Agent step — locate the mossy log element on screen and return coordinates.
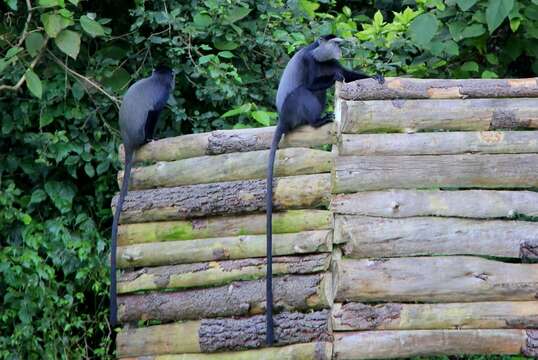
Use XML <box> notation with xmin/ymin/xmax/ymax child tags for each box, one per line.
<box><xmin>338</xmin><ymin>131</ymin><xmax>538</xmax><ymax>156</ymax></box>
<box><xmin>336</xmin><ymin>98</ymin><xmax>538</xmax><ymax>133</ymax></box>
<box><xmin>119</xmin><ymin>122</ymin><xmax>335</xmax><ymax>164</ymax></box>
<box><xmin>333</xmin><ymin>330</ymin><xmax>536</xmax><ymax>359</ymax></box>
<box><xmin>118</xmin><ymin>253</ymin><xmax>330</xmax><ymax>294</ymax></box>
<box><xmin>338</xmin><ymin>77</ymin><xmax>538</xmax><ymax>100</ymax></box>
<box><xmin>117</xmin><ymin>310</ymin><xmax>331</xmax><ymax>356</ymax></box>
<box><xmin>331</xmin><ymin>301</ymin><xmax>538</xmax><ymax>331</ymax></box>
<box><xmin>334</xmin><ymin>257</ymin><xmax>538</xmax><ymax>303</ymax></box>
<box><xmin>117</xmin><ymin>230</ymin><xmax>332</xmax><ymax>268</ymax></box>
<box><xmin>118</xmin><ymin>147</ymin><xmax>332</xmax><ymax>190</ymax></box>
<box><xmin>118</xmin><ymin>342</ymin><xmax>333</xmax><ymax>360</ymax></box>
<box><xmin>333</xmin><ymin>154</ymin><xmax>538</xmax><ymax>193</ymax></box>
<box><xmin>334</xmin><ymin>215</ymin><xmax>538</xmax><ymax>259</ymax></box>
<box><xmin>118</xmin><ymin>273</ymin><xmax>332</xmax><ymax>323</ymax></box>
<box><xmin>113</xmin><ymin>174</ymin><xmax>331</xmax><ymax>224</ymax></box>
<box><xmin>118</xmin><ymin>209</ymin><xmax>332</xmax><ymax>245</ymax></box>
<box><xmin>331</xmin><ymin>189</ymin><xmax>538</xmax><ymax>219</ymax></box>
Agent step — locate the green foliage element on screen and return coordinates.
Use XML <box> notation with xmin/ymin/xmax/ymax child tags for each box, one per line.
<box><xmin>1</xmin><ymin>0</ymin><xmax>537</xmax><ymax>358</ymax></box>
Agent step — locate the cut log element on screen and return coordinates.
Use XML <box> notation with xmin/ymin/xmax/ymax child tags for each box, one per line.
<box><xmin>333</xmin><ymin>330</ymin><xmax>529</xmax><ymax>359</ymax></box>
<box><xmin>117</xmin><ymin>230</ymin><xmax>332</xmax><ymax>268</ymax></box>
<box><xmin>331</xmin><ymin>189</ymin><xmax>538</xmax><ymax>219</ymax></box>
<box><xmin>118</xmin><ymin>273</ymin><xmax>332</xmax><ymax>323</ymax></box>
<box><xmin>118</xmin><ymin>253</ymin><xmax>331</xmax><ymax>294</ymax></box>
<box><xmin>338</xmin><ymin>131</ymin><xmax>538</xmax><ymax>156</ymax></box>
<box><xmin>118</xmin><ymin>147</ymin><xmax>332</xmax><ymax>190</ymax></box>
<box><xmin>118</xmin><ymin>209</ymin><xmax>332</xmax><ymax>245</ymax></box>
<box><xmin>119</xmin><ymin>122</ymin><xmax>335</xmax><ymax>163</ymax></box>
<box><xmin>334</xmin><ymin>257</ymin><xmax>538</xmax><ymax>303</ymax></box>
<box><xmin>117</xmin><ymin>310</ymin><xmax>331</xmax><ymax>356</ymax></box>
<box><xmin>331</xmin><ymin>301</ymin><xmax>538</xmax><ymax>331</ymax></box>
<box><xmin>333</xmin><ymin>154</ymin><xmax>538</xmax><ymax>193</ymax></box>
<box><xmin>334</xmin><ymin>215</ymin><xmax>538</xmax><ymax>259</ymax></box>
<box><xmin>337</xmin><ymin>77</ymin><xmax>538</xmax><ymax>100</ymax></box>
<box><xmin>113</xmin><ymin>174</ymin><xmax>331</xmax><ymax>224</ymax></box>
<box><xmin>337</xmin><ymin>98</ymin><xmax>538</xmax><ymax>133</ymax></box>
<box><xmin>118</xmin><ymin>342</ymin><xmax>333</xmax><ymax>360</ymax></box>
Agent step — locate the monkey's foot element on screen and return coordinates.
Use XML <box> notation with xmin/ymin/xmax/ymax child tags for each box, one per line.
<box><xmin>374</xmin><ymin>73</ymin><xmax>385</xmax><ymax>85</ymax></box>
<box><xmin>311</xmin><ymin>113</ymin><xmax>334</xmax><ymax>128</ymax></box>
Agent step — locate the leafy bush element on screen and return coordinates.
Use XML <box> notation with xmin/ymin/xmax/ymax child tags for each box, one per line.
<box><xmin>0</xmin><ymin>0</ymin><xmax>536</xmax><ymax>358</ymax></box>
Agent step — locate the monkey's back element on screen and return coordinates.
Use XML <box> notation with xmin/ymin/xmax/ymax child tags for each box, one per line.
<box><xmin>119</xmin><ymin>78</ymin><xmax>155</xmax><ymax>151</ymax></box>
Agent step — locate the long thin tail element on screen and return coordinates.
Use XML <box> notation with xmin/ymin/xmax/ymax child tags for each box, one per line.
<box><xmin>266</xmin><ymin>124</ymin><xmax>283</xmax><ymax>346</ymax></box>
<box><xmin>110</xmin><ymin>150</ymin><xmax>133</xmax><ymax>328</ymax></box>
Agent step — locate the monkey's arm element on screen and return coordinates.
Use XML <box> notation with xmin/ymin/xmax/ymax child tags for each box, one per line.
<box><xmin>304</xmin><ymin>56</ymin><xmax>338</xmax><ymax>91</ymax></box>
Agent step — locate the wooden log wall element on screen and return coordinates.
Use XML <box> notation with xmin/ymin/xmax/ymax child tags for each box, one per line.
<box><xmin>114</xmin><ymin>77</ymin><xmax>538</xmax><ymax>359</ymax></box>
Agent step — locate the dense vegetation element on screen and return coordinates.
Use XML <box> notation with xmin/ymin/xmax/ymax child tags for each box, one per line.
<box><xmin>1</xmin><ymin>0</ymin><xmax>537</xmax><ymax>358</ymax></box>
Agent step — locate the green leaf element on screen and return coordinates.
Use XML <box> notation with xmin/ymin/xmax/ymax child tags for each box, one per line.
<box><xmin>84</xmin><ymin>163</ymin><xmax>95</xmax><ymax>177</ymax></box>
<box><xmin>41</xmin><ymin>12</ymin><xmax>72</xmax><ymax>38</ymax></box>
<box><xmin>39</xmin><ymin>0</ymin><xmax>63</xmax><ymax>7</ymax></box>
<box><xmin>409</xmin><ymin>13</ymin><xmax>438</xmax><ymax>47</ymax></box>
<box><xmin>298</xmin><ymin>0</ymin><xmax>319</xmax><ymax>18</ymax></box>
<box><xmin>80</xmin><ymin>15</ymin><xmax>105</xmax><ymax>37</ymax></box>
<box><xmin>39</xmin><ymin>113</ymin><xmax>54</xmax><ymax>128</ymax></box>
<box><xmin>103</xmin><ymin>67</ymin><xmax>131</xmax><ymax>91</ymax></box>
<box><xmin>25</xmin><ymin>69</ymin><xmax>42</xmax><ymax>99</ymax></box>
<box><xmin>68</xmin><ymin>0</ymin><xmax>79</xmax><ymax>4</ymax></box>
<box><xmin>213</xmin><ymin>38</ymin><xmax>239</xmax><ymax>50</ymax></box>
<box><xmin>96</xmin><ymin>161</ymin><xmax>110</xmax><ymax>175</ymax></box>
<box><xmin>223</xmin><ymin>6</ymin><xmax>251</xmax><ymax>24</ymax></box>
<box><xmin>198</xmin><ymin>55</ymin><xmax>213</xmax><ymax>64</ymax></box>
<box><xmin>461</xmin><ymin>61</ymin><xmax>479</xmax><ymax>72</ymax></box>
<box><xmin>486</xmin><ymin>53</ymin><xmax>499</xmax><ymax>64</ymax></box>
<box><xmin>444</xmin><ymin>40</ymin><xmax>459</xmax><ymax>56</ymax></box>
<box><xmin>25</xmin><ymin>33</ymin><xmax>45</xmax><ymax>57</ymax></box>
<box><xmin>461</xmin><ymin>24</ymin><xmax>486</xmax><ymax>38</ymax></box>
<box><xmin>218</xmin><ymin>51</ymin><xmax>234</xmax><ymax>58</ymax></box>
<box><xmin>6</xmin><ymin>46</ymin><xmax>23</xmax><ymax>59</ymax></box>
<box><xmin>54</xmin><ymin>30</ymin><xmax>81</xmax><ymax>59</ymax></box>
<box><xmin>481</xmin><ymin>70</ymin><xmax>499</xmax><ymax>78</ymax></box>
<box><xmin>221</xmin><ymin>103</ymin><xmax>252</xmax><ymax>118</ymax></box>
<box><xmin>486</xmin><ymin>0</ymin><xmax>514</xmax><ymax>33</ymax></box>
<box><xmin>193</xmin><ymin>13</ymin><xmax>212</xmax><ymax>28</ymax></box>
<box><xmin>510</xmin><ymin>18</ymin><xmax>521</xmax><ymax>32</ymax></box>
<box><xmin>251</xmin><ymin>111</ymin><xmax>272</xmax><ymax>126</ymax></box>
<box><xmin>44</xmin><ymin>180</ymin><xmax>76</xmax><ymax>213</ymax></box>
<box><xmin>5</xmin><ymin>0</ymin><xmax>17</xmax><ymax>10</ymax></box>
<box><xmin>30</xmin><ymin>189</ymin><xmax>47</xmax><ymax>205</ymax></box>
<box><xmin>456</xmin><ymin>0</ymin><xmax>478</xmax><ymax>11</ymax></box>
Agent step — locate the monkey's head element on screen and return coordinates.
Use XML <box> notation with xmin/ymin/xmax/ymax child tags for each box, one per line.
<box><xmin>152</xmin><ymin>64</ymin><xmax>175</xmax><ymax>89</ymax></box>
<box><xmin>312</xmin><ymin>35</ymin><xmax>343</xmax><ymax>62</ymax></box>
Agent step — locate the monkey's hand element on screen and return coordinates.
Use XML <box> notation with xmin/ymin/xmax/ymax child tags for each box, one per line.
<box><xmin>334</xmin><ymin>72</ymin><xmax>345</xmax><ymax>83</ymax></box>
<box><xmin>373</xmin><ymin>73</ymin><xmax>385</xmax><ymax>85</ymax></box>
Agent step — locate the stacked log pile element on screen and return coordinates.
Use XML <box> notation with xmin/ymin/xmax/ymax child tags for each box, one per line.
<box><xmin>114</xmin><ymin>77</ymin><xmax>538</xmax><ymax>359</ymax></box>
<box><xmin>331</xmin><ymin>77</ymin><xmax>538</xmax><ymax>359</ymax></box>
<box><xmin>113</xmin><ymin>123</ymin><xmax>335</xmax><ymax>359</ymax></box>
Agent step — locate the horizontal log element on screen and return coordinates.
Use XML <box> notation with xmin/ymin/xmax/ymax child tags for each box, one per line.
<box><xmin>113</xmin><ymin>174</ymin><xmax>331</xmax><ymax>224</ymax></box>
<box><xmin>331</xmin><ymin>189</ymin><xmax>538</xmax><ymax>219</ymax></box>
<box><xmin>334</xmin><ymin>154</ymin><xmax>538</xmax><ymax>193</ymax></box>
<box><xmin>338</xmin><ymin>77</ymin><xmax>538</xmax><ymax>100</ymax></box>
<box><xmin>331</xmin><ymin>301</ymin><xmax>538</xmax><ymax>331</ymax></box>
<box><xmin>338</xmin><ymin>131</ymin><xmax>538</xmax><ymax>156</ymax></box>
<box><xmin>119</xmin><ymin>122</ymin><xmax>335</xmax><ymax>163</ymax></box>
<box><xmin>117</xmin><ymin>310</ymin><xmax>330</xmax><ymax>356</ymax></box>
<box><xmin>334</xmin><ymin>257</ymin><xmax>538</xmax><ymax>303</ymax></box>
<box><xmin>118</xmin><ymin>230</ymin><xmax>332</xmax><ymax>268</ymax></box>
<box><xmin>118</xmin><ymin>342</ymin><xmax>333</xmax><ymax>360</ymax></box>
<box><xmin>333</xmin><ymin>330</ymin><xmax>533</xmax><ymax>359</ymax></box>
<box><xmin>118</xmin><ymin>273</ymin><xmax>332</xmax><ymax>323</ymax></box>
<box><xmin>118</xmin><ymin>209</ymin><xmax>332</xmax><ymax>245</ymax></box>
<box><xmin>118</xmin><ymin>253</ymin><xmax>331</xmax><ymax>294</ymax></box>
<box><xmin>337</xmin><ymin>98</ymin><xmax>538</xmax><ymax>133</ymax></box>
<box><xmin>119</xmin><ymin>147</ymin><xmax>332</xmax><ymax>190</ymax></box>
<box><xmin>334</xmin><ymin>215</ymin><xmax>538</xmax><ymax>259</ymax></box>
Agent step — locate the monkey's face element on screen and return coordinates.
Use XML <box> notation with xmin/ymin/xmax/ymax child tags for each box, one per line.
<box><xmin>312</xmin><ymin>37</ymin><xmax>343</xmax><ymax>62</ymax></box>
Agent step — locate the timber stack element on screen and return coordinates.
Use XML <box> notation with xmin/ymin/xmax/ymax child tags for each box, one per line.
<box><xmin>113</xmin><ymin>77</ymin><xmax>538</xmax><ymax>359</ymax></box>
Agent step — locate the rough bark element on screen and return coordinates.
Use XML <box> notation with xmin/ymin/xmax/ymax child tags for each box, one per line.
<box><xmin>331</xmin><ymin>301</ymin><xmax>538</xmax><ymax>331</ymax></box>
<box><xmin>337</xmin><ymin>77</ymin><xmax>538</xmax><ymax>100</ymax></box>
<box><xmin>331</xmin><ymin>189</ymin><xmax>538</xmax><ymax>219</ymax></box>
<box><xmin>116</xmin><ymin>311</ymin><xmax>330</xmax><ymax>356</ymax></box>
<box><xmin>119</xmin><ymin>123</ymin><xmax>335</xmax><ymax>163</ymax></box>
<box><xmin>334</xmin><ymin>215</ymin><xmax>538</xmax><ymax>259</ymax></box>
<box><xmin>338</xmin><ymin>131</ymin><xmax>538</xmax><ymax>156</ymax></box>
<box><xmin>118</xmin><ymin>209</ymin><xmax>332</xmax><ymax>245</ymax></box>
<box><xmin>524</xmin><ymin>330</ymin><xmax>538</xmax><ymax>357</ymax></box>
<box><xmin>333</xmin><ymin>154</ymin><xmax>538</xmax><ymax>193</ymax></box>
<box><xmin>333</xmin><ymin>330</ymin><xmax>527</xmax><ymax>359</ymax></box>
<box><xmin>113</xmin><ymin>174</ymin><xmax>331</xmax><ymax>224</ymax></box>
<box><xmin>117</xmin><ymin>230</ymin><xmax>332</xmax><ymax>268</ymax></box>
<box><xmin>118</xmin><ymin>253</ymin><xmax>331</xmax><ymax>294</ymax></box>
<box><xmin>334</xmin><ymin>257</ymin><xmax>538</xmax><ymax>303</ymax></box>
<box><xmin>118</xmin><ymin>147</ymin><xmax>332</xmax><ymax>190</ymax></box>
<box><xmin>337</xmin><ymin>98</ymin><xmax>538</xmax><ymax>133</ymax></box>
<box><xmin>118</xmin><ymin>273</ymin><xmax>332</xmax><ymax>323</ymax></box>
<box><xmin>118</xmin><ymin>342</ymin><xmax>332</xmax><ymax>360</ymax></box>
